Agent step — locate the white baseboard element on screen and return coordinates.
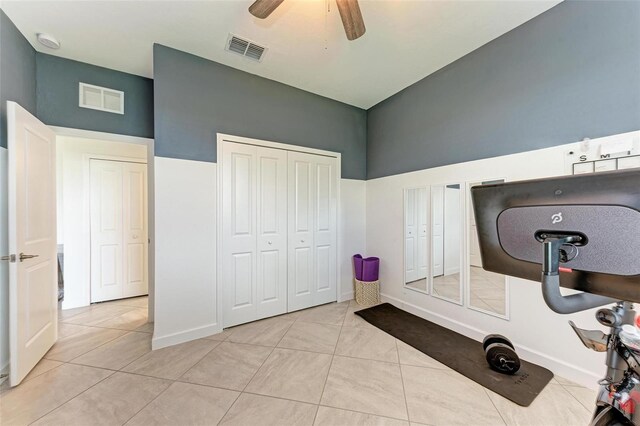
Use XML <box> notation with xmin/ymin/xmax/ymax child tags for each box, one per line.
<box><xmin>339</xmin><ymin>291</ymin><xmax>354</xmax><ymax>303</ymax></box>
<box><xmin>381</xmin><ymin>292</ymin><xmax>601</xmax><ymax>390</ymax></box>
<box><xmin>151</xmin><ymin>323</ymin><xmax>221</xmax><ymax>350</ymax></box>
<box><xmin>61</xmin><ymin>299</ymin><xmax>91</xmax><ymax>310</ymax></box>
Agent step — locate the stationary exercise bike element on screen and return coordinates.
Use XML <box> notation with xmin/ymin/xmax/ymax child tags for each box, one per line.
<box><xmin>471</xmin><ymin>169</ymin><xmax>640</xmax><ymax>426</ymax></box>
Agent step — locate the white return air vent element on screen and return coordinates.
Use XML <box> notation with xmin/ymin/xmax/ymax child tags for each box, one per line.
<box><xmin>79</xmin><ymin>82</ymin><xmax>124</xmax><ymax>114</ymax></box>
<box><xmin>225</xmin><ymin>34</ymin><xmax>267</xmax><ymax>62</ymax></box>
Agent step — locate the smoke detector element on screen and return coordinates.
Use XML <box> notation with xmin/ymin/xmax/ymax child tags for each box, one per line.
<box><xmin>225</xmin><ymin>34</ymin><xmax>266</xmax><ymax>62</ymax></box>
<box><xmin>37</xmin><ymin>33</ymin><xmax>60</xmax><ymax>50</ymax></box>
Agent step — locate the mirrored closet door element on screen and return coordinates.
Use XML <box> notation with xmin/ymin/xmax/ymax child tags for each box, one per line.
<box><xmin>467</xmin><ymin>179</ymin><xmax>508</xmax><ymax>318</ymax></box>
<box><xmin>404</xmin><ymin>187</ymin><xmax>429</xmax><ymax>293</ymax></box>
<box><xmin>431</xmin><ymin>184</ymin><xmax>463</xmax><ymax>304</ymax></box>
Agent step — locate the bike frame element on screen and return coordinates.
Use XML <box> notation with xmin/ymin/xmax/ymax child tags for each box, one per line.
<box><xmin>542</xmin><ymin>236</ymin><xmax>639</xmax><ymax>425</ymax></box>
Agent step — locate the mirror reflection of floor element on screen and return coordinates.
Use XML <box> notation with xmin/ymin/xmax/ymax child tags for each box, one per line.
<box><xmin>405</xmin><ymin>267</ymin><xmax>506</xmax><ymax>315</ymax></box>
<box><xmin>469</xmin><ymin>266</ymin><xmax>506</xmax><ymax>315</ymax></box>
<box><xmin>432</xmin><ymin>273</ymin><xmax>461</xmax><ymax>300</ymax></box>
<box><xmin>406</xmin><ymin>278</ymin><xmax>428</xmax><ymax>292</ymax></box>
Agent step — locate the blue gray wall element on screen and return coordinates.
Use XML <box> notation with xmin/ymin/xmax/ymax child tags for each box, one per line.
<box><xmin>0</xmin><ymin>9</ymin><xmax>36</xmax><ymax>148</ymax></box>
<box><xmin>366</xmin><ymin>0</ymin><xmax>640</xmax><ymax>179</ymax></box>
<box><xmin>36</xmin><ymin>54</ymin><xmax>154</xmax><ymax>138</ymax></box>
<box><xmin>153</xmin><ymin>44</ymin><xmax>367</xmax><ymax>179</ymax></box>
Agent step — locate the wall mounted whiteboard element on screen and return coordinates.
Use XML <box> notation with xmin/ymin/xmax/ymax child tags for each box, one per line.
<box><xmin>564</xmin><ymin>131</ymin><xmax>640</xmax><ymax>175</ymax></box>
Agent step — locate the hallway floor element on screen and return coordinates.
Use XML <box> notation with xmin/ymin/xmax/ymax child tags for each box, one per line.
<box><xmin>1</xmin><ymin>297</ymin><xmax>596</xmax><ymax>425</ymax></box>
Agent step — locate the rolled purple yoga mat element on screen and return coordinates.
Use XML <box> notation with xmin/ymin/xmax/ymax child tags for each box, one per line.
<box><xmin>353</xmin><ymin>254</ymin><xmax>363</xmax><ymax>280</ymax></box>
<box><xmin>362</xmin><ymin>257</ymin><xmax>380</xmax><ymax>282</ymax></box>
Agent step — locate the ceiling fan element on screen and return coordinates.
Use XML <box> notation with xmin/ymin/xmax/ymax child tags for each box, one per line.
<box><xmin>248</xmin><ymin>0</ymin><xmax>366</xmax><ymax>41</ymax></box>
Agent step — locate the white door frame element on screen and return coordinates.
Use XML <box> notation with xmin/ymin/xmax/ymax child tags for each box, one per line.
<box><xmin>216</xmin><ymin>133</ymin><xmax>342</xmax><ymax>329</ymax></box>
<box><xmin>50</xmin><ymin>127</ymin><xmax>155</xmax><ymax>320</ymax></box>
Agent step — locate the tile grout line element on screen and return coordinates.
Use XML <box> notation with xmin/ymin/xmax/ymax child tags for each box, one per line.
<box><xmin>47</xmin><ymin>328</ymin><xmax>130</xmax><ymax>364</ymax></box>
<box><xmin>312</xmin><ymin>309</ymin><xmax>347</xmax><ymax>424</ymax></box>
<box><xmin>119</xmin><ymin>377</ymin><xmax>175</xmax><ymax>425</ymax></box>
<box><xmin>26</xmin><ymin>366</ymin><xmax>117</xmax><ymax>425</ymax></box>
<box><xmin>482</xmin><ymin>387</ymin><xmax>509</xmax><ymax>426</ymax></box>
<box><xmin>316</xmin><ymin>403</ymin><xmax>414</xmax><ymax>424</ymax></box>
<box><xmin>216</xmin><ymin>318</ymin><xmax>296</xmax><ymax>425</ymax></box>
<box><xmin>117</xmin><ymin>339</ymin><xmax>224</xmax><ymax>425</ymax></box>
<box><xmin>60</xmin><ymin>306</ymin><xmax>142</xmax><ymax>326</ymax></box>
<box><xmin>0</xmin><ymin>361</ymin><xmax>65</xmax><ymax>396</ymax></box>
<box><xmin>559</xmin><ymin>382</ymin><xmax>597</xmax><ymax>414</ymax></box>
<box><xmin>23</xmin><ymin>301</ymin><xmax>150</xmax><ymax>422</ymax></box>
<box><xmin>395</xmin><ymin>339</ymin><xmax>411</xmax><ymax>422</ymax></box>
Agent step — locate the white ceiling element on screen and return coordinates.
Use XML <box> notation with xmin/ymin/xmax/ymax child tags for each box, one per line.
<box><xmin>1</xmin><ymin>0</ymin><xmax>561</xmax><ymax>109</ymax></box>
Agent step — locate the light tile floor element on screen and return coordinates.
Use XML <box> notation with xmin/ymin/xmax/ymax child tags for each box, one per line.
<box><xmin>0</xmin><ymin>296</ymin><xmax>597</xmax><ymax>425</ymax></box>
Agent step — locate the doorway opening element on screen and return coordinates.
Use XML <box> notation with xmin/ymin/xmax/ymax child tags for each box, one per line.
<box><xmin>55</xmin><ymin>128</ymin><xmax>154</xmax><ymax>325</ymax></box>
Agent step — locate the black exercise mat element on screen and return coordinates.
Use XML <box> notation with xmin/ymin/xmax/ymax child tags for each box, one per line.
<box><xmin>355</xmin><ymin>303</ymin><xmax>553</xmax><ymax>407</ymax></box>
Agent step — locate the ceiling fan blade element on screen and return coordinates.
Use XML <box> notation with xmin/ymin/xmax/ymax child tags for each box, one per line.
<box><xmin>248</xmin><ymin>0</ymin><xmax>285</xmax><ymax>19</ymax></box>
<box><xmin>335</xmin><ymin>0</ymin><xmax>366</xmax><ymax>41</ymax></box>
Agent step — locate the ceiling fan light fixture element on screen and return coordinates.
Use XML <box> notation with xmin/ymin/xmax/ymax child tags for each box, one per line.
<box><xmin>36</xmin><ymin>33</ymin><xmax>60</xmax><ymax>49</ymax></box>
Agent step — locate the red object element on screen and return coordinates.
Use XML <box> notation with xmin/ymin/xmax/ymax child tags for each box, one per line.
<box><xmin>636</xmin><ymin>314</ymin><xmax>640</xmax><ymax>329</ymax></box>
<box><xmin>559</xmin><ymin>267</ymin><xmax>573</xmax><ymax>273</ymax></box>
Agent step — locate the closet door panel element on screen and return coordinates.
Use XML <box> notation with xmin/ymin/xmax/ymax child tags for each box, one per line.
<box><xmin>417</xmin><ymin>187</ymin><xmax>429</xmax><ymax>280</ymax></box>
<box><xmin>313</xmin><ymin>157</ymin><xmax>337</xmax><ymax>305</ymax></box>
<box><xmin>432</xmin><ymin>185</ymin><xmax>444</xmax><ymax>277</ymax></box>
<box><xmin>232</xmin><ymin>252</ymin><xmax>253</xmax><ymax>307</ymax></box>
<box><xmin>288</xmin><ymin>152</ymin><xmax>315</xmax><ymax>312</ymax></box>
<box><xmin>90</xmin><ymin>160</ymin><xmax>124</xmax><ymax>302</ymax></box>
<box><xmin>123</xmin><ymin>162</ymin><xmax>148</xmax><ymax>298</ymax></box>
<box><xmin>222</xmin><ymin>142</ymin><xmax>258</xmax><ymax>327</ymax></box>
<box><xmin>404</xmin><ymin>189</ymin><xmax>417</xmax><ymax>282</ymax></box>
<box><xmin>256</xmin><ymin>147</ymin><xmax>287</xmax><ymax>319</ymax></box>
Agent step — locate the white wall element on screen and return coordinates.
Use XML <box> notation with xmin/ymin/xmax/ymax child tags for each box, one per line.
<box><xmin>366</xmin><ymin>131</ymin><xmax>640</xmax><ymax>389</ymax></box>
<box><xmin>339</xmin><ymin>179</ymin><xmax>367</xmax><ymax>301</ymax></box>
<box><xmin>152</xmin><ymin>157</ymin><xmax>367</xmax><ymax>349</ymax></box>
<box><xmin>153</xmin><ymin>157</ymin><xmax>218</xmax><ymax>349</ymax></box>
<box><xmin>0</xmin><ymin>147</ymin><xmax>8</xmax><ymax>374</ymax></box>
<box><xmin>57</xmin><ymin>136</ymin><xmax>147</xmax><ymax>309</ymax></box>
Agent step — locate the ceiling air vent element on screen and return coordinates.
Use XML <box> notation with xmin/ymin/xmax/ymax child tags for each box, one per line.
<box><xmin>226</xmin><ymin>34</ymin><xmax>267</xmax><ymax>62</ymax></box>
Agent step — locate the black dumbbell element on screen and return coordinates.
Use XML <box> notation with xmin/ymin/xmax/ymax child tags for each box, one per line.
<box><xmin>483</xmin><ymin>334</ymin><xmax>514</xmax><ymax>351</ymax></box>
<box><xmin>483</xmin><ymin>334</ymin><xmax>521</xmax><ymax>375</ymax></box>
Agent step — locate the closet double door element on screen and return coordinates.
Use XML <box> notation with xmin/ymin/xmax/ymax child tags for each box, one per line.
<box><xmin>222</xmin><ymin>142</ymin><xmax>337</xmax><ymax>328</ymax></box>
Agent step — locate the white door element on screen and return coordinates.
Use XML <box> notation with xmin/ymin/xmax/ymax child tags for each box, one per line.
<box><xmin>288</xmin><ymin>152</ymin><xmax>315</xmax><ymax>311</ymax></box>
<box><xmin>90</xmin><ymin>160</ymin><xmax>148</xmax><ymax>302</ymax></box>
<box><xmin>288</xmin><ymin>152</ymin><xmax>337</xmax><ymax>311</ymax></box>
<box><xmin>222</xmin><ymin>142</ymin><xmax>257</xmax><ymax>326</ymax></box>
<box><xmin>222</xmin><ymin>142</ymin><xmax>288</xmax><ymax>327</ymax></box>
<box><xmin>7</xmin><ymin>102</ymin><xmax>57</xmax><ymax>387</ymax></box>
<box><xmin>404</xmin><ymin>189</ymin><xmax>417</xmax><ymax>282</ymax></box>
<box><xmin>312</xmin><ymin>155</ymin><xmax>338</xmax><ymax>306</ymax></box>
<box><xmin>417</xmin><ymin>187</ymin><xmax>429</xmax><ymax>279</ymax></box>
<box><xmin>432</xmin><ymin>186</ymin><xmax>444</xmax><ymax>277</ymax></box>
<box><xmin>255</xmin><ymin>147</ymin><xmax>288</xmax><ymax>319</ymax></box>
<box><xmin>123</xmin><ymin>163</ymin><xmax>148</xmax><ymax>297</ymax></box>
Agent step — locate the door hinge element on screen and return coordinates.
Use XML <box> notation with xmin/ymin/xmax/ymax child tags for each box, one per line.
<box><xmin>0</xmin><ymin>254</ymin><xmax>16</xmax><ymax>263</ymax></box>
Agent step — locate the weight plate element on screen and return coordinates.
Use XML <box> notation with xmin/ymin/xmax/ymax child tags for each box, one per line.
<box><xmin>485</xmin><ymin>342</ymin><xmax>521</xmax><ymax>375</ymax></box>
<box><xmin>483</xmin><ymin>334</ymin><xmax>514</xmax><ymax>351</ymax></box>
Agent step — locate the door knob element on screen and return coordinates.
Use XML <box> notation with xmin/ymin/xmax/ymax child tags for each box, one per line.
<box><xmin>300</xmin><ymin>240</ymin><xmax>305</xmax><ymax>243</ymax></box>
<box><xmin>1</xmin><ymin>254</ymin><xmax>16</xmax><ymax>263</ymax></box>
<box><xmin>19</xmin><ymin>253</ymin><xmax>39</xmax><ymax>262</ymax></box>
<box><xmin>268</xmin><ymin>241</ymin><xmax>272</xmax><ymax>245</ymax></box>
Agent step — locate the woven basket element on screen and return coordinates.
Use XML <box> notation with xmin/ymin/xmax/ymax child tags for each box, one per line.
<box><xmin>354</xmin><ymin>279</ymin><xmax>381</xmax><ymax>306</ymax></box>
